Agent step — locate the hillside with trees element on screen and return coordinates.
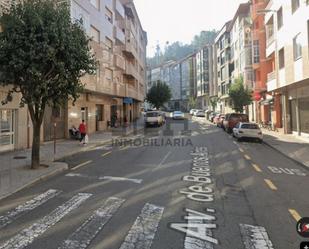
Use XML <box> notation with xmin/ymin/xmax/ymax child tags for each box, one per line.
<box><xmin>147</xmin><ymin>30</ymin><xmax>217</xmax><ymax>67</ymax></box>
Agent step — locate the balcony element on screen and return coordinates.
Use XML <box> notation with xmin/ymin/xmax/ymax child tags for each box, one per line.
<box><xmin>101</xmin><ymin>47</ymin><xmax>113</xmax><ymax>66</ymax></box>
<box><xmin>114</xmin><ymin>25</ymin><xmax>125</xmax><ymax>45</ymax></box>
<box><xmin>113</xmin><ymin>83</ymin><xmax>126</xmax><ymax>97</ymax></box>
<box><xmin>124</xmin><ymin>62</ymin><xmax>138</xmax><ymax>79</ymax></box>
<box><xmin>113</xmin><ymin>54</ymin><xmax>125</xmax><ymax>71</ymax></box>
<box><xmin>267</xmin><ymin>71</ymin><xmax>277</xmax><ymax>91</ymax></box>
<box><xmin>114</xmin><ymin>0</ymin><xmax>125</xmax><ymax>20</ymax></box>
<box><xmin>122</xmin><ymin>40</ymin><xmax>137</xmax><ymax>59</ymax></box>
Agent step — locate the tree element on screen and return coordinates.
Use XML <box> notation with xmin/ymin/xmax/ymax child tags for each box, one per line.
<box><xmin>146</xmin><ymin>81</ymin><xmax>172</xmax><ymax>109</ymax></box>
<box><xmin>209</xmin><ymin>97</ymin><xmax>218</xmax><ymax>111</ymax></box>
<box><xmin>228</xmin><ymin>77</ymin><xmax>252</xmax><ymax>113</ymax></box>
<box><xmin>188</xmin><ymin>96</ymin><xmax>197</xmax><ymax>109</ymax></box>
<box><xmin>0</xmin><ymin>0</ymin><xmax>96</xmax><ymax>169</ymax></box>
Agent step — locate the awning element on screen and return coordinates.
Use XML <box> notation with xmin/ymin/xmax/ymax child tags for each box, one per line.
<box><xmin>260</xmin><ymin>98</ymin><xmax>274</xmax><ymax>105</ymax></box>
<box><xmin>123</xmin><ymin>97</ymin><xmax>133</xmax><ymax>104</ymax></box>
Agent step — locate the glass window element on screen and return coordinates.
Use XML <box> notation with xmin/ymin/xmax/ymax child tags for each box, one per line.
<box><xmin>291</xmin><ymin>0</ymin><xmax>300</xmax><ymax>14</ymax></box>
<box><xmin>299</xmin><ymin>98</ymin><xmax>309</xmax><ymax>134</ymax></box>
<box><xmin>253</xmin><ymin>40</ymin><xmax>260</xmax><ymax>64</ymax></box>
<box><xmin>90</xmin><ymin>25</ymin><xmax>100</xmax><ymax>43</ymax></box>
<box><xmin>277</xmin><ymin>7</ymin><xmax>283</xmax><ymax>30</ymax></box>
<box><xmin>279</xmin><ymin>48</ymin><xmax>285</xmax><ymax>69</ymax></box>
<box><xmin>105</xmin><ymin>37</ymin><xmax>113</xmax><ymax>51</ymax></box>
<box><xmin>90</xmin><ymin>0</ymin><xmax>100</xmax><ymax>10</ymax></box>
<box><xmin>105</xmin><ymin>7</ymin><xmax>113</xmax><ymax>24</ymax></box>
<box><xmin>293</xmin><ymin>33</ymin><xmax>302</xmax><ymax>61</ymax></box>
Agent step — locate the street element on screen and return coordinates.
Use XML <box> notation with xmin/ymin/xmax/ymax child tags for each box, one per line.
<box><xmin>0</xmin><ymin>117</ymin><xmax>307</xmax><ymax>249</ymax></box>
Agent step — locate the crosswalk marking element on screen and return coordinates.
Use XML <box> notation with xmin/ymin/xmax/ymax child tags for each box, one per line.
<box><xmin>118</xmin><ymin>203</ymin><xmax>164</xmax><ymax>249</ymax></box>
<box><xmin>240</xmin><ymin>224</ymin><xmax>274</xmax><ymax>249</ymax></box>
<box><xmin>58</xmin><ymin>197</ymin><xmax>125</xmax><ymax>249</ymax></box>
<box><xmin>0</xmin><ymin>193</ymin><xmax>92</xmax><ymax>249</ymax></box>
<box><xmin>0</xmin><ymin>189</ymin><xmax>61</xmax><ymax>230</ymax></box>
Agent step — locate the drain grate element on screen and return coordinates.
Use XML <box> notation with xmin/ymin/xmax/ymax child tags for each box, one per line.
<box><xmin>13</xmin><ymin>156</ymin><xmax>27</xmax><ymax>159</ymax></box>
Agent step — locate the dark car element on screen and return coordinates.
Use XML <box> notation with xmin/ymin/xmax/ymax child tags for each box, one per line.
<box><xmin>223</xmin><ymin>113</ymin><xmax>249</xmax><ymax>133</ymax></box>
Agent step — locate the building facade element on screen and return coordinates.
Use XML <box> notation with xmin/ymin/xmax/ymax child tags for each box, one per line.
<box><xmin>0</xmin><ymin>0</ymin><xmax>147</xmax><ymax>152</ymax></box>
<box><xmin>265</xmin><ymin>0</ymin><xmax>309</xmax><ymax>137</ymax></box>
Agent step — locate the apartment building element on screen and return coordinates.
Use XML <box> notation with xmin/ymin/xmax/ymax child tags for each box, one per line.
<box><xmin>230</xmin><ymin>3</ymin><xmax>254</xmax><ymax>119</ymax></box>
<box><xmin>251</xmin><ymin>0</ymin><xmax>273</xmax><ymax>125</ymax></box>
<box><xmin>215</xmin><ymin>21</ymin><xmax>233</xmax><ymax>114</ymax></box>
<box><xmin>0</xmin><ymin>0</ymin><xmax>147</xmax><ymax>151</ymax></box>
<box><xmin>196</xmin><ymin>45</ymin><xmax>213</xmax><ymax>110</ymax></box>
<box><xmin>265</xmin><ymin>0</ymin><xmax>309</xmax><ymax>137</ymax></box>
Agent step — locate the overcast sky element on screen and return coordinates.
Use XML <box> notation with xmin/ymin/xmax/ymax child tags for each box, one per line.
<box><xmin>133</xmin><ymin>0</ymin><xmax>248</xmax><ymax>57</ymax></box>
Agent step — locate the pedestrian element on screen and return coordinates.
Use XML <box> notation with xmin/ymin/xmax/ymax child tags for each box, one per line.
<box><xmin>78</xmin><ymin>120</ymin><xmax>87</xmax><ymax>145</ymax></box>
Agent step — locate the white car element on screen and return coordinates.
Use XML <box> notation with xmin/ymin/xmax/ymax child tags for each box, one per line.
<box><xmin>145</xmin><ymin>111</ymin><xmax>164</xmax><ymax>127</ymax></box>
<box><xmin>173</xmin><ymin>111</ymin><xmax>185</xmax><ymax>120</ymax></box>
<box><xmin>196</xmin><ymin>110</ymin><xmax>206</xmax><ymax>117</ymax></box>
<box><xmin>233</xmin><ymin>122</ymin><xmax>263</xmax><ymax>142</ymax></box>
<box><xmin>193</xmin><ymin>109</ymin><xmax>202</xmax><ymax>116</ymax></box>
<box><xmin>189</xmin><ymin>109</ymin><xmax>197</xmax><ymax>115</ymax></box>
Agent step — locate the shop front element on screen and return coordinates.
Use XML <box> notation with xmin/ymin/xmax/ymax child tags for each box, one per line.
<box><xmin>0</xmin><ymin>109</ymin><xmax>16</xmax><ymax>152</ymax></box>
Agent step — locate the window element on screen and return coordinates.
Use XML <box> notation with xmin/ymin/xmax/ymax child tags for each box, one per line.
<box><xmin>277</xmin><ymin>7</ymin><xmax>283</xmax><ymax>30</ymax></box>
<box><xmin>90</xmin><ymin>0</ymin><xmax>100</xmax><ymax>10</ymax></box>
<box><xmin>279</xmin><ymin>48</ymin><xmax>285</xmax><ymax>69</ymax></box>
<box><xmin>90</xmin><ymin>25</ymin><xmax>100</xmax><ymax>42</ymax></box>
<box><xmin>105</xmin><ymin>37</ymin><xmax>113</xmax><ymax>51</ymax></box>
<box><xmin>96</xmin><ymin>105</ymin><xmax>104</xmax><ymax>121</ymax></box>
<box><xmin>293</xmin><ymin>33</ymin><xmax>302</xmax><ymax>60</ymax></box>
<box><xmin>291</xmin><ymin>0</ymin><xmax>300</xmax><ymax>14</ymax></box>
<box><xmin>105</xmin><ymin>68</ymin><xmax>113</xmax><ymax>83</ymax></box>
<box><xmin>253</xmin><ymin>40</ymin><xmax>260</xmax><ymax>64</ymax></box>
<box><xmin>105</xmin><ymin>7</ymin><xmax>113</xmax><ymax>24</ymax></box>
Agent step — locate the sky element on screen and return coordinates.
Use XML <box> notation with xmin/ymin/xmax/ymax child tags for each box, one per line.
<box><xmin>133</xmin><ymin>0</ymin><xmax>248</xmax><ymax>57</ymax></box>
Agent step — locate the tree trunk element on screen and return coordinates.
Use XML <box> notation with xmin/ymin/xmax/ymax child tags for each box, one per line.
<box><xmin>31</xmin><ymin>121</ymin><xmax>41</xmax><ymax>169</ymax></box>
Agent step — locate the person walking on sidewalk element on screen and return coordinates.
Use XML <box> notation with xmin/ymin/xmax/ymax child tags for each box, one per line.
<box><xmin>79</xmin><ymin>120</ymin><xmax>87</xmax><ymax>145</ymax></box>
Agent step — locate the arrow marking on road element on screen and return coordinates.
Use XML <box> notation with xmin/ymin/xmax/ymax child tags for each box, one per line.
<box><xmin>58</xmin><ymin>197</ymin><xmax>125</xmax><ymax>249</ymax></box>
<box><xmin>0</xmin><ymin>189</ymin><xmax>61</xmax><ymax>230</ymax></box>
<box><xmin>118</xmin><ymin>203</ymin><xmax>164</xmax><ymax>249</ymax></box>
<box><xmin>0</xmin><ymin>193</ymin><xmax>92</xmax><ymax>249</ymax></box>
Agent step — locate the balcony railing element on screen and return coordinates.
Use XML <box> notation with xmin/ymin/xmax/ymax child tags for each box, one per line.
<box><xmin>267</xmin><ymin>71</ymin><xmax>276</xmax><ymax>82</ymax></box>
<box><xmin>113</xmin><ymin>54</ymin><xmax>125</xmax><ymax>70</ymax></box>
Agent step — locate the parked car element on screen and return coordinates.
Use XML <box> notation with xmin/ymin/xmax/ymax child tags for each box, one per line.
<box><xmin>223</xmin><ymin>113</ymin><xmax>249</xmax><ymax>133</ymax></box>
<box><xmin>216</xmin><ymin>114</ymin><xmax>225</xmax><ymax>127</ymax></box>
<box><xmin>213</xmin><ymin>114</ymin><xmax>221</xmax><ymax>124</ymax></box>
<box><xmin>173</xmin><ymin>111</ymin><xmax>185</xmax><ymax>120</ymax></box>
<box><xmin>145</xmin><ymin>111</ymin><xmax>164</xmax><ymax>127</ymax></box>
<box><xmin>233</xmin><ymin>122</ymin><xmax>263</xmax><ymax>142</ymax></box>
<box><xmin>196</xmin><ymin>110</ymin><xmax>206</xmax><ymax>117</ymax></box>
<box><xmin>209</xmin><ymin>112</ymin><xmax>217</xmax><ymax>122</ymax></box>
<box><xmin>193</xmin><ymin>109</ymin><xmax>203</xmax><ymax>116</ymax></box>
<box><xmin>189</xmin><ymin>109</ymin><xmax>197</xmax><ymax>115</ymax></box>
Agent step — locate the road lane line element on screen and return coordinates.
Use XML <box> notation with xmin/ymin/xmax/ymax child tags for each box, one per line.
<box><xmin>71</xmin><ymin>160</ymin><xmax>92</xmax><ymax>171</ymax></box>
<box><xmin>158</xmin><ymin>151</ymin><xmax>172</xmax><ymax>167</ymax></box>
<box><xmin>58</xmin><ymin>197</ymin><xmax>125</xmax><ymax>249</ymax></box>
<box><xmin>102</xmin><ymin>151</ymin><xmax>112</xmax><ymax>157</ymax></box>
<box><xmin>240</xmin><ymin>224</ymin><xmax>274</xmax><ymax>249</ymax></box>
<box><xmin>0</xmin><ymin>193</ymin><xmax>92</xmax><ymax>249</ymax></box>
<box><xmin>289</xmin><ymin>209</ymin><xmax>301</xmax><ymax>222</ymax></box>
<box><xmin>99</xmin><ymin>176</ymin><xmax>142</xmax><ymax>184</ymax></box>
<box><xmin>239</xmin><ymin>148</ymin><xmax>244</xmax><ymax>153</ymax></box>
<box><xmin>252</xmin><ymin>164</ymin><xmax>262</xmax><ymax>173</ymax></box>
<box><xmin>244</xmin><ymin>154</ymin><xmax>251</xmax><ymax>160</ymax></box>
<box><xmin>0</xmin><ymin>189</ymin><xmax>61</xmax><ymax>230</ymax></box>
<box><xmin>264</xmin><ymin>179</ymin><xmax>278</xmax><ymax>191</ymax></box>
<box><xmin>118</xmin><ymin>203</ymin><xmax>164</xmax><ymax>249</ymax></box>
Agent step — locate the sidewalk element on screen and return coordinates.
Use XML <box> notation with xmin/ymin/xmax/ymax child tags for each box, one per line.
<box><xmin>0</xmin><ymin>117</ymin><xmax>145</xmax><ymax>200</ymax></box>
<box><xmin>262</xmin><ymin>129</ymin><xmax>309</xmax><ymax>168</ymax></box>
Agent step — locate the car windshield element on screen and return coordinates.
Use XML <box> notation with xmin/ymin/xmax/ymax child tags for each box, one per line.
<box><xmin>174</xmin><ymin>111</ymin><xmax>182</xmax><ymax>114</ymax></box>
<box><xmin>241</xmin><ymin>124</ymin><xmax>259</xmax><ymax>129</ymax></box>
<box><xmin>146</xmin><ymin>112</ymin><xmax>159</xmax><ymax>117</ymax></box>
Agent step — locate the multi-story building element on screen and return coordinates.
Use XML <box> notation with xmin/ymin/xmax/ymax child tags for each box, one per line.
<box><xmin>196</xmin><ymin>45</ymin><xmax>213</xmax><ymax>110</ymax></box>
<box><xmin>264</xmin><ymin>0</ymin><xmax>309</xmax><ymax>137</ymax></box>
<box><xmin>230</xmin><ymin>2</ymin><xmax>254</xmax><ymax>119</ymax></box>
<box><xmin>0</xmin><ymin>0</ymin><xmax>147</xmax><ymax>152</ymax></box>
<box><xmin>215</xmin><ymin>21</ymin><xmax>233</xmax><ymax>114</ymax></box>
<box><xmin>251</xmin><ymin>0</ymin><xmax>273</xmax><ymax>125</ymax></box>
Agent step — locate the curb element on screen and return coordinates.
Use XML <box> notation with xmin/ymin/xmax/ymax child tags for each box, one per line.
<box><xmin>262</xmin><ymin>139</ymin><xmax>309</xmax><ymax>171</ymax></box>
<box><xmin>0</xmin><ymin>163</ymin><xmax>69</xmax><ymax>201</ymax></box>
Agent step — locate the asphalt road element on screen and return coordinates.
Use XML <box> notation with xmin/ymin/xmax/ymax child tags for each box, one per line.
<box><xmin>0</xmin><ymin>117</ymin><xmax>307</xmax><ymax>249</ymax></box>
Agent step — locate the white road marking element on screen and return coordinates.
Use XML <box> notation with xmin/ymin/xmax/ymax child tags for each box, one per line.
<box><xmin>58</xmin><ymin>197</ymin><xmax>125</xmax><ymax>249</ymax></box>
<box><xmin>0</xmin><ymin>193</ymin><xmax>92</xmax><ymax>249</ymax></box>
<box><xmin>71</xmin><ymin>160</ymin><xmax>92</xmax><ymax>171</ymax></box>
<box><xmin>240</xmin><ymin>224</ymin><xmax>274</xmax><ymax>249</ymax></box>
<box><xmin>0</xmin><ymin>189</ymin><xmax>61</xmax><ymax>229</ymax></box>
<box><xmin>268</xmin><ymin>166</ymin><xmax>306</xmax><ymax>176</ymax></box>
<box><xmin>65</xmin><ymin>174</ymin><xmax>143</xmax><ymax>184</ymax></box>
<box><xmin>99</xmin><ymin>176</ymin><xmax>143</xmax><ymax>184</ymax></box>
<box><xmin>118</xmin><ymin>203</ymin><xmax>164</xmax><ymax>249</ymax></box>
<box><xmin>153</xmin><ymin>151</ymin><xmax>172</xmax><ymax>171</ymax></box>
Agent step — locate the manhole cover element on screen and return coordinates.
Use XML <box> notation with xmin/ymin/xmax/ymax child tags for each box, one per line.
<box><xmin>13</xmin><ymin>156</ymin><xmax>27</xmax><ymax>159</ymax></box>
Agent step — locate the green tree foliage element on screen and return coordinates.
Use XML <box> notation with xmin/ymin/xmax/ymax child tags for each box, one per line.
<box><xmin>146</xmin><ymin>81</ymin><xmax>172</xmax><ymax>109</ymax></box>
<box><xmin>0</xmin><ymin>0</ymin><xmax>96</xmax><ymax>169</ymax></box>
<box><xmin>147</xmin><ymin>30</ymin><xmax>217</xmax><ymax>67</ymax></box>
<box><xmin>209</xmin><ymin>97</ymin><xmax>218</xmax><ymax>111</ymax></box>
<box><xmin>228</xmin><ymin>77</ymin><xmax>253</xmax><ymax>113</ymax></box>
<box><xmin>188</xmin><ymin>96</ymin><xmax>197</xmax><ymax>109</ymax></box>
